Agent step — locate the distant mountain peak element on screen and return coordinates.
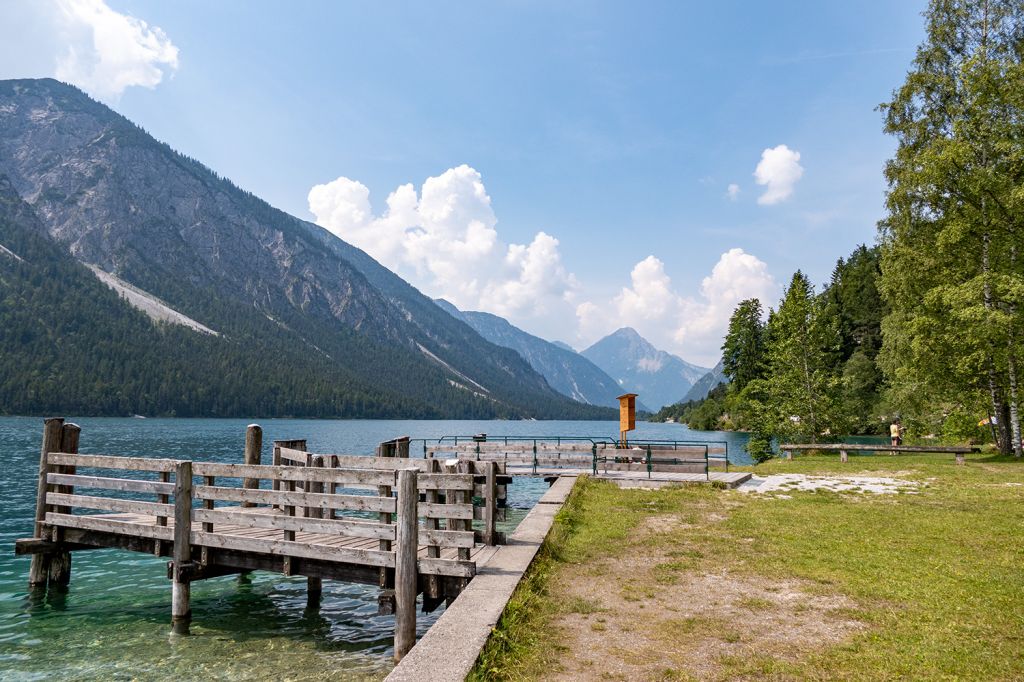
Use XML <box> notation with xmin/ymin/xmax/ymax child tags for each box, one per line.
<box><xmin>581</xmin><ymin>328</ymin><xmax>709</xmax><ymax>410</ymax></box>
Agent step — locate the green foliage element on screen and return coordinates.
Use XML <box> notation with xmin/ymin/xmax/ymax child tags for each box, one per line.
<box><xmin>721</xmin><ymin>298</ymin><xmax>766</xmax><ymax>392</ymax></box>
<box><xmin>763</xmin><ymin>271</ymin><xmax>844</xmax><ymax>443</ymax></box>
<box><xmin>878</xmin><ymin>0</ymin><xmax>1024</xmax><ymax>453</ymax></box>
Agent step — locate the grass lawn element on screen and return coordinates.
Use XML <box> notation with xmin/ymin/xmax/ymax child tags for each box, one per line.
<box><xmin>469</xmin><ymin>454</ymin><xmax>1024</xmax><ymax>681</ymax></box>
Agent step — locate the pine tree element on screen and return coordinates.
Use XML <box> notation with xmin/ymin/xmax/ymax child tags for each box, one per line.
<box><xmin>721</xmin><ymin>298</ymin><xmax>767</xmax><ymax>392</ymax></box>
<box><xmin>764</xmin><ymin>272</ymin><xmax>843</xmax><ymax>443</ymax></box>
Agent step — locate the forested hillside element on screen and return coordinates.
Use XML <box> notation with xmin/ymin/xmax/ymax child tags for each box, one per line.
<box><xmin>0</xmin><ymin>79</ymin><xmax>614</xmax><ymax>420</ymax></box>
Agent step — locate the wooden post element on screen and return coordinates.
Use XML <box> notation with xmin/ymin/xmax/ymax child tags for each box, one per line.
<box><xmin>241</xmin><ymin>424</ymin><xmax>262</xmax><ymax>508</ymax></box>
<box><xmin>456</xmin><ymin>460</ymin><xmax>472</xmax><ymax>561</ymax></box>
<box><xmin>840</xmin><ymin>449</ymin><xmax>848</xmax><ymax>463</ymax></box>
<box><xmin>484</xmin><ymin>461</ymin><xmax>497</xmax><ymax>546</ymax></box>
<box><xmin>47</xmin><ymin>423</ymin><xmax>81</xmax><ymax>588</ymax></box>
<box><xmin>306</xmin><ymin>455</ymin><xmax>323</xmax><ymax>609</ymax></box>
<box><xmin>394</xmin><ymin>468</ymin><xmax>418</xmax><ymax>662</ymax></box>
<box><xmin>272</xmin><ymin>439</ymin><xmax>306</xmax><ymax>505</ymax></box>
<box><xmin>171</xmin><ymin>461</ymin><xmax>193</xmax><ymax>635</ymax></box>
<box><xmin>956</xmin><ymin>452</ymin><xmax>966</xmax><ymax>466</ymax></box>
<box><xmin>28</xmin><ymin>418</ymin><xmax>64</xmax><ymax>589</ymax></box>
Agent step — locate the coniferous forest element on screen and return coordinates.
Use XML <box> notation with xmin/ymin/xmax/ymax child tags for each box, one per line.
<box><xmin>655</xmin><ymin>1</ymin><xmax>1024</xmax><ymax>459</ymax></box>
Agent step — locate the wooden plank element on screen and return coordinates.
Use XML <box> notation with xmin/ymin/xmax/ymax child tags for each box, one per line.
<box><xmin>191</xmin><ymin>508</ymin><xmax>396</xmax><ymax>541</ymax></box>
<box><xmin>46</xmin><ymin>492</ymin><xmax>174</xmax><ymax>517</ymax></box>
<box><xmin>44</xmin><ymin>512</ymin><xmax>174</xmax><ymax>540</ymax></box>
<box><xmin>190</xmin><ymin>530</ymin><xmax>395</xmax><ymax>567</ymax></box>
<box><xmin>191</xmin><ymin>462</ymin><xmax>396</xmax><ymax>487</ymax></box>
<box><xmin>318</xmin><ymin>454</ymin><xmax>433</xmax><ymax>471</ymax></box>
<box><xmin>193</xmin><ymin>485</ymin><xmax>396</xmax><ymax>513</ymax></box>
<box><xmin>278</xmin><ymin>447</ymin><xmax>310</xmax><ymax>464</ymax></box>
<box><xmin>420</xmin><ymin>502</ymin><xmax>474</xmax><ymax>520</ymax></box>
<box><xmin>47</xmin><ymin>473</ymin><xmax>175</xmax><ymax>495</ymax></box>
<box><xmin>420</xmin><ymin>528</ymin><xmax>475</xmax><ymax>549</ymax></box>
<box><xmin>417</xmin><ymin>557</ymin><xmax>476</xmax><ymax>578</ymax></box>
<box><xmin>417</xmin><ymin>473</ymin><xmax>475</xmax><ymax>491</ymax></box>
<box><xmin>48</xmin><ymin>453</ymin><xmax>182</xmax><ymax>472</ymax></box>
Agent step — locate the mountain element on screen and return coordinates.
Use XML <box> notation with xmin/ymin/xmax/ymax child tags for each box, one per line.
<box><xmin>434</xmin><ymin>299</ymin><xmax>631</xmax><ymax>409</ymax></box>
<box><xmin>581</xmin><ymin>328</ymin><xmax>709</xmax><ymax>410</ymax></box>
<box><xmin>0</xmin><ymin>78</ymin><xmax>613</xmax><ymax>420</ymax></box>
<box><xmin>680</xmin><ymin>360</ymin><xmax>728</xmax><ymax>402</ymax></box>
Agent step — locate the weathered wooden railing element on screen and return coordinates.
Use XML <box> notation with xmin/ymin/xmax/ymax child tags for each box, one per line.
<box><xmin>17</xmin><ymin>420</ymin><xmax>488</xmax><ymax>661</ymax></box>
<box><xmin>275</xmin><ymin>445</ymin><xmax>507</xmax><ymax>546</ymax></box>
<box><xmin>425</xmin><ymin>439</ymin><xmax>730</xmax><ymax>479</ymax></box>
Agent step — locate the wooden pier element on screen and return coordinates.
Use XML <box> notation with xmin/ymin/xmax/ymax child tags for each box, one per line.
<box><xmin>425</xmin><ymin>439</ymin><xmax>751</xmax><ymax>487</ymax></box>
<box><xmin>16</xmin><ymin>419</ymin><xmax>503</xmax><ymax>661</ymax></box>
<box><xmin>17</xmin><ymin>423</ymin><xmax>747</xmax><ymax>663</ymax></box>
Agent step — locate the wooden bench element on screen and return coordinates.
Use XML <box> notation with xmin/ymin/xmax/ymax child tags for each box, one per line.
<box><xmin>779</xmin><ymin>443</ymin><xmax>980</xmax><ymax>464</ymax></box>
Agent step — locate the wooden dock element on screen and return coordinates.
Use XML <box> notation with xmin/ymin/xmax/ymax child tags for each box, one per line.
<box><xmin>17</xmin><ymin>423</ymin><xmax>746</xmax><ymax>663</ymax></box>
<box><xmin>16</xmin><ymin>419</ymin><xmax>503</xmax><ymax>661</ymax></box>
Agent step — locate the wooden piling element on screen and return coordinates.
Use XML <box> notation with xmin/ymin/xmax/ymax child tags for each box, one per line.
<box><xmin>171</xmin><ymin>460</ymin><xmax>193</xmax><ymax>635</ymax></box>
<box><xmin>241</xmin><ymin>424</ymin><xmax>263</xmax><ymax>507</ymax></box>
<box><xmin>307</xmin><ymin>455</ymin><xmax>323</xmax><ymax>608</ymax></box>
<box><xmin>29</xmin><ymin>418</ymin><xmax>65</xmax><ymax>589</ymax></box>
<box><xmin>394</xmin><ymin>468</ymin><xmax>418</xmax><ymax>662</ymax></box>
<box><xmin>47</xmin><ymin>423</ymin><xmax>81</xmax><ymax>588</ymax></box>
<box><xmin>484</xmin><ymin>461</ymin><xmax>498</xmax><ymax>546</ymax></box>
<box><xmin>840</xmin><ymin>449</ymin><xmax>848</xmax><ymax>463</ymax></box>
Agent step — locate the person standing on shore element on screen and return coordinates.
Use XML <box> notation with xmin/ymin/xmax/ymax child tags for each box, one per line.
<box><xmin>890</xmin><ymin>418</ymin><xmax>903</xmax><ymax>454</ymax></box>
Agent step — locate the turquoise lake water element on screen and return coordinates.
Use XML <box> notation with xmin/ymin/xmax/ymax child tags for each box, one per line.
<box><xmin>0</xmin><ymin>417</ymin><xmax>748</xmax><ymax>680</ymax></box>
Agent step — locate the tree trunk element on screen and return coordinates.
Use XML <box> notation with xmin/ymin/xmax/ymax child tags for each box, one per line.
<box><xmin>1007</xmin><ymin>348</ymin><xmax>1021</xmax><ymax>457</ymax></box>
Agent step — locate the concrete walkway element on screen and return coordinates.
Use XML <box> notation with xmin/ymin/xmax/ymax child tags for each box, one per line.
<box><xmin>385</xmin><ymin>477</ymin><xmax>575</xmax><ymax>682</ymax></box>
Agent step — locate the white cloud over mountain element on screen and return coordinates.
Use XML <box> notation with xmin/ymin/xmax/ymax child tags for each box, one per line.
<box><xmin>310</xmin><ymin>165</ymin><xmax>779</xmax><ymax>366</ymax></box>
<box><xmin>754</xmin><ymin>144</ymin><xmax>804</xmax><ymax>205</ymax></box>
<box><xmin>308</xmin><ymin>165</ymin><xmax>579</xmax><ymax>334</ymax></box>
<box><xmin>577</xmin><ymin>249</ymin><xmax>778</xmax><ymax>366</ymax></box>
<box><xmin>0</xmin><ymin>1</ymin><xmax>178</xmax><ymax>101</ymax></box>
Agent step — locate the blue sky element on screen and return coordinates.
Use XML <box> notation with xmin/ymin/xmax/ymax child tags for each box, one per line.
<box><xmin>0</xmin><ymin>1</ymin><xmax>927</xmax><ymax>365</ymax></box>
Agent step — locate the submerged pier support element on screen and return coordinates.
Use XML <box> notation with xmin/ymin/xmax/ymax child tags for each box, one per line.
<box><xmin>171</xmin><ymin>461</ymin><xmax>193</xmax><ymax>635</ymax></box>
<box><xmin>29</xmin><ymin>418</ymin><xmax>81</xmax><ymax>592</ymax></box>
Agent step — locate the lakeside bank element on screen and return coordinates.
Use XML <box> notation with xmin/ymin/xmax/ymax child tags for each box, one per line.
<box><xmin>469</xmin><ymin>452</ymin><xmax>1024</xmax><ymax>680</ymax></box>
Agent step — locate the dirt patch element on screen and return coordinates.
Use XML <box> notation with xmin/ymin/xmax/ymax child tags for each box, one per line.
<box><xmin>544</xmin><ymin>516</ymin><xmax>866</xmax><ymax>681</ymax></box>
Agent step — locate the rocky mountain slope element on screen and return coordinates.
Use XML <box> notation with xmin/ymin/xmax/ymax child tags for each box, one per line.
<box><xmin>0</xmin><ymin>78</ymin><xmax>612</xmax><ymax>419</ymax></box>
<box><xmin>581</xmin><ymin>328</ymin><xmax>709</xmax><ymax>410</ymax></box>
<box><xmin>435</xmin><ymin>300</ymin><xmax>628</xmax><ymax>408</ymax></box>
<box><xmin>680</xmin><ymin>360</ymin><xmax>728</xmax><ymax>403</ymax></box>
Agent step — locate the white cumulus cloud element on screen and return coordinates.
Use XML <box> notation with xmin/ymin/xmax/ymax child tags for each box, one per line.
<box><xmin>726</xmin><ymin>183</ymin><xmax>740</xmax><ymax>201</ymax></box>
<box><xmin>576</xmin><ymin>248</ymin><xmax>778</xmax><ymax>366</ymax></box>
<box><xmin>308</xmin><ymin>165</ymin><xmax>578</xmax><ymax>336</ymax></box>
<box><xmin>754</xmin><ymin>144</ymin><xmax>803</xmax><ymax>205</ymax></box>
<box><xmin>0</xmin><ymin>0</ymin><xmax>178</xmax><ymax>101</ymax></box>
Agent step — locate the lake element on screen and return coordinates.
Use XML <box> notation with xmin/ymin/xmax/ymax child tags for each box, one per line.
<box><xmin>0</xmin><ymin>417</ymin><xmax>749</xmax><ymax>680</ymax></box>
